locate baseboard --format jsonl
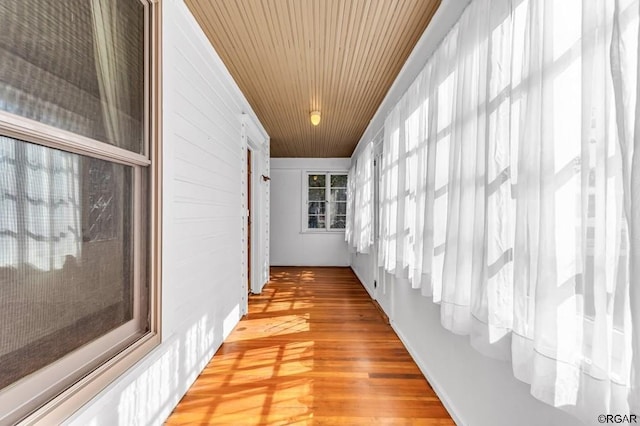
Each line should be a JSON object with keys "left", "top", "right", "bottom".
{"left": 349, "top": 265, "right": 374, "bottom": 298}
{"left": 371, "top": 299, "right": 390, "bottom": 324}
{"left": 350, "top": 263, "right": 463, "bottom": 424}
{"left": 270, "top": 263, "right": 351, "bottom": 267}
{"left": 391, "top": 323, "right": 466, "bottom": 426}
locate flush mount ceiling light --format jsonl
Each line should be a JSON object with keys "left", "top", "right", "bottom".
{"left": 310, "top": 110, "right": 321, "bottom": 126}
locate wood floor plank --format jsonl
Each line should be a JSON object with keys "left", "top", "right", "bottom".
{"left": 165, "top": 267, "right": 454, "bottom": 425}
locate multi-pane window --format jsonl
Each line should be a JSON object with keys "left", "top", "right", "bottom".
{"left": 0, "top": 0, "right": 157, "bottom": 422}
{"left": 306, "top": 173, "right": 348, "bottom": 231}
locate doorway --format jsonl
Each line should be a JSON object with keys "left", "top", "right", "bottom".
{"left": 241, "top": 113, "right": 268, "bottom": 315}
{"left": 247, "top": 149, "right": 252, "bottom": 296}
{"left": 373, "top": 151, "right": 381, "bottom": 300}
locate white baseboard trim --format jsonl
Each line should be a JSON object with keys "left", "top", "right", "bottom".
{"left": 350, "top": 265, "right": 374, "bottom": 299}
{"left": 350, "top": 262, "right": 464, "bottom": 425}
{"left": 270, "top": 263, "right": 351, "bottom": 267}
{"left": 391, "top": 323, "right": 465, "bottom": 426}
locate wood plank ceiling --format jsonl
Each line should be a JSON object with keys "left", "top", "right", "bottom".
{"left": 185, "top": 0, "right": 441, "bottom": 158}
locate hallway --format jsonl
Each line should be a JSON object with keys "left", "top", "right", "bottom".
{"left": 165, "top": 267, "right": 454, "bottom": 425}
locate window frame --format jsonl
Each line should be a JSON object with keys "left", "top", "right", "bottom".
{"left": 0, "top": 0, "right": 162, "bottom": 423}
{"left": 302, "top": 171, "right": 348, "bottom": 233}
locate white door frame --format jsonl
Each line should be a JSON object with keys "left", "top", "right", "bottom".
{"left": 372, "top": 151, "right": 381, "bottom": 301}
{"left": 240, "top": 114, "right": 269, "bottom": 316}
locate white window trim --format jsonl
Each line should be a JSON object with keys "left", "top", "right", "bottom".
{"left": 301, "top": 171, "right": 348, "bottom": 233}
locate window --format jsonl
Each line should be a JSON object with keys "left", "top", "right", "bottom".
{"left": 305, "top": 173, "right": 348, "bottom": 231}
{"left": 0, "top": 0, "right": 160, "bottom": 423}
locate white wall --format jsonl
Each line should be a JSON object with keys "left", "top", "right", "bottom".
{"left": 349, "top": 1, "right": 583, "bottom": 425}
{"left": 65, "top": 1, "right": 268, "bottom": 424}
{"left": 270, "top": 158, "right": 350, "bottom": 267}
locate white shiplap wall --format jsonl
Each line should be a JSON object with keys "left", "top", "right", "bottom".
{"left": 65, "top": 1, "right": 269, "bottom": 424}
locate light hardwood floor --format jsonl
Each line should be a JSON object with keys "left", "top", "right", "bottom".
{"left": 165, "top": 267, "right": 454, "bottom": 425}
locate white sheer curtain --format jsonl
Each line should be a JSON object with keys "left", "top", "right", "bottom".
{"left": 367, "top": 0, "right": 640, "bottom": 420}
{"left": 91, "top": 0, "right": 143, "bottom": 152}
{"left": 612, "top": 0, "right": 640, "bottom": 412}
{"left": 91, "top": 0, "right": 127, "bottom": 146}
{"left": 355, "top": 142, "right": 374, "bottom": 253}
{"left": 346, "top": 142, "right": 375, "bottom": 253}
{"left": 0, "top": 137, "right": 81, "bottom": 272}
{"left": 345, "top": 164, "right": 356, "bottom": 247}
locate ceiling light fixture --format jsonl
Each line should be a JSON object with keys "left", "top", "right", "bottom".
{"left": 310, "top": 110, "right": 321, "bottom": 126}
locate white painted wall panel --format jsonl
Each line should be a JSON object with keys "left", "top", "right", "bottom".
{"left": 270, "top": 158, "right": 350, "bottom": 267}
{"left": 65, "top": 1, "right": 268, "bottom": 424}
{"left": 351, "top": 252, "right": 374, "bottom": 295}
